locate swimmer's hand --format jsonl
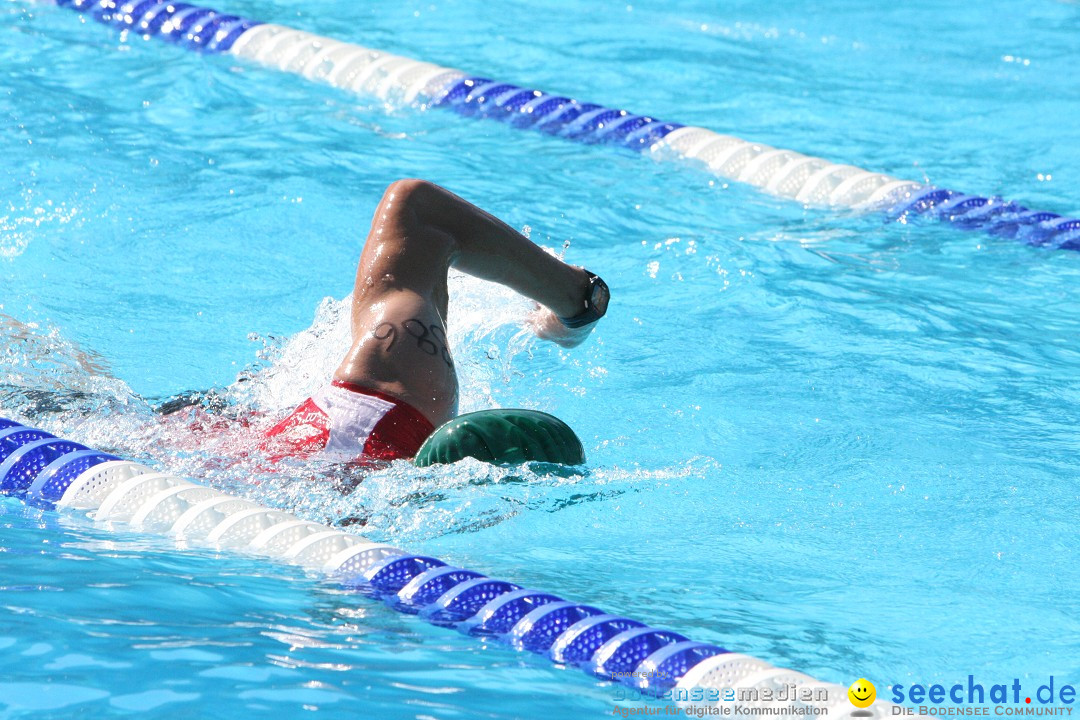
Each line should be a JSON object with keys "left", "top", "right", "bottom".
{"left": 527, "top": 270, "right": 610, "bottom": 348}
{"left": 527, "top": 306, "right": 598, "bottom": 348}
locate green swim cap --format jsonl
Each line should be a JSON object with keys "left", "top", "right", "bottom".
{"left": 413, "top": 409, "right": 585, "bottom": 468}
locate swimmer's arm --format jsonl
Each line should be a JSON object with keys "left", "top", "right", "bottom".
{"left": 399, "top": 181, "right": 609, "bottom": 347}
{"left": 0, "top": 312, "right": 113, "bottom": 377}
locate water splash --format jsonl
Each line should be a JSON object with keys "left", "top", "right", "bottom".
{"left": 0, "top": 192, "right": 80, "bottom": 259}
{"left": 0, "top": 313, "right": 143, "bottom": 431}
{"left": 1, "top": 269, "right": 627, "bottom": 541}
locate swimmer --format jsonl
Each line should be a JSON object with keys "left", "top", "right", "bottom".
{"left": 263, "top": 179, "right": 610, "bottom": 463}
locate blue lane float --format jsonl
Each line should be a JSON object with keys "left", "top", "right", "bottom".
{"left": 0, "top": 416, "right": 888, "bottom": 715}
{"left": 51, "top": 0, "right": 1080, "bottom": 251}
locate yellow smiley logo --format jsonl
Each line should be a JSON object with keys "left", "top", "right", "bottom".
{"left": 848, "top": 678, "right": 876, "bottom": 708}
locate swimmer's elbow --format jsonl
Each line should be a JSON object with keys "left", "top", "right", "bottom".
{"left": 385, "top": 178, "right": 442, "bottom": 206}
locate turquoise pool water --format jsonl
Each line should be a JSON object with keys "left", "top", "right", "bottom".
{"left": 3, "top": 0, "right": 1080, "bottom": 717}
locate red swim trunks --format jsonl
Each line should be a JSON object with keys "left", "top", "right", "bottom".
{"left": 264, "top": 380, "right": 435, "bottom": 462}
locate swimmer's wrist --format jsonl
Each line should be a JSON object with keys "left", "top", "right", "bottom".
{"left": 557, "top": 270, "right": 609, "bottom": 329}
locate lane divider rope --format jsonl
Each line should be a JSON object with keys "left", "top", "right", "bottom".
{"left": 0, "top": 417, "right": 897, "bottom": 714}
{"left": 52, "top": 0, "right": 1080, "bottom": 251}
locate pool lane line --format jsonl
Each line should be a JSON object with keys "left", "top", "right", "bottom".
{"left": 51, "top": 0, "right": 1080, "bottom": 252}
{"left": 0, "top": 417, "right": 897, "bottom": 715}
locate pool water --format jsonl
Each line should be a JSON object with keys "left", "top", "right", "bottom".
{"left": 3, "top": 0, "right": 1080, "bottom": 717}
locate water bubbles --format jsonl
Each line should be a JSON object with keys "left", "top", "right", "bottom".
{"left": 1002, "top": 54, "right": 1031, "bottom": 66}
